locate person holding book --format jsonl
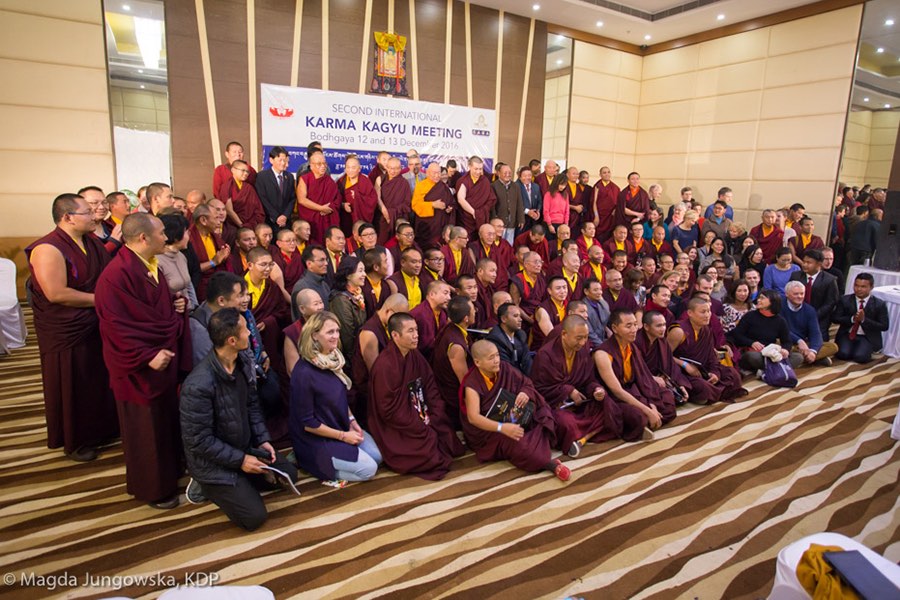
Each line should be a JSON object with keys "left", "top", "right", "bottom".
{"left": 432, "top": 296, "right": 476, "bottom": 430}
{"left": 289, "top": 311, "right": 383, "bottom": 483}
{"left": 460, "top": 340, "right": 573, "bottom": 481}
{"left": 180, "top": 308, "right": 298, "bottom": 531}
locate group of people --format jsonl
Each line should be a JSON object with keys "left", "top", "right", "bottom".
{"left": 24, "top": 140, "right": 890, "bottom": 531}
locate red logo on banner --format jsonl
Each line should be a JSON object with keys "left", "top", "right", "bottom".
{"left": 269, "top": 106, "right": 294, "bottom": 118}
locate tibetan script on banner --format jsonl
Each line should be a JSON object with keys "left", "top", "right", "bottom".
{"left": 370, "top": 31, "right": 408, "bottom": 96}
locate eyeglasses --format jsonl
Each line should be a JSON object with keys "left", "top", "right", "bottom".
{"left": 256, "top": 262, "right": 274, "bottom": 269}
{"left": 360, "top": 231, "right": 377, "bottom": 237}
{"left": 67, "top": 211, "right": 93, "bottom": 217}
{"left": 234, "top": 168, "right": 250, "bottom": 174}
{"left": 426, "top": 257, "right": 445, "bottom": 262}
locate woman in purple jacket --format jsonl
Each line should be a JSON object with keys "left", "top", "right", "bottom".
{"left": 289, "top": 312, "right": 382, "bottom": 481}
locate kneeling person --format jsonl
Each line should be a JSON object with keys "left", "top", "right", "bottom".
{"left": 180, "top": 308, "right": 299, "bottom": 531}
{"left": 461, "top": 341, "right": 572, "bottom": 481}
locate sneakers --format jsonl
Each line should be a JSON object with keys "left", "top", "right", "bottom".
{"left": 567, "top": 441, "right": 582, "bottom": 458}
{"left": 185, "top": 478, "right": 207, "bottom": 505}
{"left": 552, "top": 459, "right": 571, "bottom": 482}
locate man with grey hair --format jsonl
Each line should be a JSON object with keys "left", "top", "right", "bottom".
{"left": 456, "top": 156, "right": 495, "bottom": 237}
{"left": 402, "top": 152, "right": 426, "bottom": 192}
{"left": 490, "top": 163, "right": 523, "bottom": 244}
{"left": 782, "top": 280, "right": 838, "bottom": 366}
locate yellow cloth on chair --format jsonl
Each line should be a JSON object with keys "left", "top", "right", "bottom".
{"left": 796, "top": 544, "right": 860, "bottom": 600}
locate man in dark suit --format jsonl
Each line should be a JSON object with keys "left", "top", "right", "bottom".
{"left": 486, "top": 302, "right": 532, "bottom": 375}
{"left": 789, "top": 249, "right": 840, "bottom": 341}
{"left": 254, "top": 146, "right": 297, "bottom": 231}
{"left": 323, "top": 226, "right": 347, "bottom": 284}
{"left": 833, "top": 272, "right": 889, "bottom": 363}
{"left": 847, "top": 206, "right": 881, "bottom": 266}
{"left": 516, "top": 166, "right": 542, "bottom": 237}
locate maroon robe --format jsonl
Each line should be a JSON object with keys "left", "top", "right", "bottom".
{"left": 643, "top": 299, "right": 675, "bottom": 327}
{"left": 535, "top": 171, "right": 551, "bottom": 196}
{"left": 387, "top": 240, "right": 422, "bottom": 271}
{"left": 440, "top": 244, "right": 476, "bottom": 286}
{"left": 565, "top": 183, "right": 588, "bottom": 230}
{"left": 26, "top": 229, "right": 118, "bottom": 453}
{"left": 602, "top": 238, "right": 629, "bottom": 267}
{"left": 272, "top": 247, "right": 304, "bottom": 292}
{"left": 789, "top": 234, "right": 824, "bottom": 261}
{"left": 361, "top": 276, "right": 391, "bottom": 318}
{"left": 378, "top": 175, "right": 412, "bottom": 244}
{"left": 671, "top": 315, "right": 745, "bottom": 403}
{"left": 603, "top": 288, "right": 639, "bottom": 313}
{"left": 349, "top": 313, "right": 389, "bottom": 428}
{"left": 615, "top": 186, "right": 651, "bottom": 228}
{"left": 456, "top": 174, "right": 496, "bottom": 237}
{"left": 415, "top": 181, "right": 456, "bottom": 249}
{"left": 460, "top": 363, "right": 572, "bottom": 472}
{"left": 575, "top": 235, "right": 598, "bottom": 262}
{"left": 367, "top": 343, "right": 459, "bottom": 479}
{"left": 510, "top": 271, "right": 547, "bottom": 319}
{"left": 469, "top": 240, "right": 513, "bottom": 291}
{"left": 213, "top": 163, "right": 256, "bottom": 195}
{"left": 593, "top": 181, "right": 620, "bottom": 241}
{"left": 297, "top": 171, "right": 341, "bottom": 244}
{"left": 513, "top": 231, "right": 550, "bottom": 266}
{"left": 560, "top": 271, "right": 584, "bottom": 303}
{"left": 368, "top": 164, "right": 386, "bottom": 186}
{"left": 531, "top": 298, "right": 566, "bottom": 350}
{"left": 532, "top": 337, "right": 645, "bottom": 445}
{"left": 475, "top": 279, "right": 496, "bottom": 329}
{"left": 284, "top": 318, "right": 304, "bottom": 347}
{"left": 627, "top": 236, "right": 649, "bottom": 265}
{"left": 634, "top": 328, "right": 720, "bottom": 405}
{"left": 249, "top": 278, "right": 291, "bottom": 440}
{"left": 579, "top": 261, "right": 607, "bottom": 286}
{"left": 217, "top": 178, "right": 266, "bottom": 232}
{"left": 188, "top": 225, "right": 229, "bottom": 301}
{"left": 598, "top": 337, "right": 676, "bottom": 425}
{"left": 387, "top": 271, "right": 423, "bottom": 304}
{"left": 432, "top": 323, "right": 471, "bottom": 429}
{"left": 749, "top": 224, "right": 785, "bottom": 264}
{"left": 646, "top": 240, "right": 675, "bottom": 261}
{"left": 337, "top": 175, "right": 379, "bottom": 236}
{"left": 420, "top": 266, "right": 445, "bottom": 291}
{"left": 227, "top": 250, "right": 249, "bottom": 276}
{"left": 95, "top": 246, "right": 191, "bottom": 503}
{"left": 410, "top": 301, "right": 448, "bottom": 359}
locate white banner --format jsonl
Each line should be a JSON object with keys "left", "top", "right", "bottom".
{"left": 260, "top": 84, "right": 496, "bottom": 174}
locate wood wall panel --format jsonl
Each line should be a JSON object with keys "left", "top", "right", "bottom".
{"left": 165, "top": 0, "right": 546, "bottom": 195}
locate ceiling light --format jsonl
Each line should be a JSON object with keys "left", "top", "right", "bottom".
{"left": 596, "top": 21, "right": 604, "bottom": 27}
{"left": 134, "top": 17, "right": 162, "bottom": 70}
{"left": 886, "top": 104, "right": 892, "bottom": 109}
{"left": 644, "top": 34, "right": 651, "bottom": 41}
{"left": 717, "top": 14, "right": 725, "bottom": 21}
{"left": 886, "top": 19, "right": 895, "bottom": 26}
{"left": 863, "top": 97, "right": 869, "bottom": 102}
{"left": 876, "top": 47, "right": 885, "bottom": 53}
{"left": 122, "top": 4, "right": 130, "bottom": 10}
{"left": 140, "top": 84, "right": 145, "bottom": 89}
{"left": 137, "top": 68, "right": 144, "bottom": 73}
{"left": 532, "top": 3, "right": 540, "bottom": 10}
{"left": 556, "top": 59, "right": 563, "bottom": 65}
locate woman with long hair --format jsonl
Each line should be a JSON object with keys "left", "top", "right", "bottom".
{"left": 328, "top": 256, "right": 367, "bottom": 367}
{"left": 542, "top": 173, "right": 570, "bottom": 239}
{"left": 727, "top": 289, "right": 802, "bottom": 371}
{"left": 739, "top": 244, "right": 766, "bottom": 280}
{"left": 289, "top": 311, "right": 382, "bottom": 482}
{"left": 722, "top": 279, "right": 752, "bottom": 333}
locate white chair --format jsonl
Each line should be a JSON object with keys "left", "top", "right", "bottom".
{"left": 0, "top": 258, "right": 26, "bottom": 354}
{"left": 769, "top": 532, "right": 900, "bottom": 599}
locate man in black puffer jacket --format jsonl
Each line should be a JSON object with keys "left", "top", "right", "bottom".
{"left": 180, "top": 308, "right": 299, "bottom": 531}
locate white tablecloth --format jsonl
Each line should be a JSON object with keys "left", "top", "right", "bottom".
{"left": 845, "top": 265, "right": 900, "bottom": 295}
{"left": 872, "top": 285, "right": 900, "bottom": 359}
{"left": 770, "top": 532, "right": 900, "bottom": 600}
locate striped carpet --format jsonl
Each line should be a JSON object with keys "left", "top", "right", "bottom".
{"left": 1, "top": 305, "right": 898, "bottom": 600}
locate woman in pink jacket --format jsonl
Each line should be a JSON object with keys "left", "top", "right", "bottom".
{"left": 543, "top": 173, "right": 570, "bottom": 240}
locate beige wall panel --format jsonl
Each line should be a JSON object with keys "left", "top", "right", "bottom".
{"left": 748, "top": 180, "right": 836, "bottom": 213}
{"left": 640, "top": 71, "right": 697, "bottom": 106}
{"left": 642, "top": 45, "right": 699, "bottom": 81}
{"left": 555, "top": 95, "right": 570, "bottom": 117}
{"left": 568, "top": 149, "right": 606, "bottom": 172}
{"left": 572, "top": 69, "right": 621, "bottom": 103}
{"left": 121, "top": 90, "right": 158, "bottom": 110}
{"left": 617, "top": 78, "right": 641, "bottom": 104}
{"left": 0, "top": 59, "right": 109, "bottom": 111}
{"left": 691, "top": 91, "right": 762, "bottom": 125}
{"left": 570, "top": 96, "right": 618, "bottom": 125}
{"left": 611, "top": 153, "right": 637, "bottom": 176}
{"left": 542, "top": 118, "right": 555, "bottom": 139}
{"left": 0, "top": 150, "right": 115, "bottom": 196}
{"left": 841, "top": 141, "right": 868, "bottom": 162}
{"left": 616, "top": 103, "right": 639, "bottom": 129}
{"left": 687, "top": 150, "right": 755, "bottom": 181}
{"left": 0, "top": 11, "right": 105, "bottom": 68}
{"left": 638, "top": 153, "right": 689, "bottom": 180}
{"left": 614, "top": 129, "right": 637, "bottom": 155}
{"left": 697, "top": 28, "right": 769, "bottom": 70}
{"left": 688, "top": 121, "right": 758, "bottom": 153}
{"left": 636, "top": 127, "right": 690, "bottom": 155}
{"left": 1, "top": 0, "right": 102, "bottom": 22}
{"left": 554, "top": 116, "right": 569, "bottom": 138}
{"left": 638, "top": 99, "right": 693, "bottom": 130}
{"left": 763, "top": 43, "right": 857, "bottom": 89}
{"left": 620, "top": 51, "right": 643, "bottom": 81}
{"left": 759, "top": 79, "right": 850, "bottom": 119}
{"left": 695, "top": 60, "right": 765, "bottom": 99}
{"left": 756, "top": 114, "right": 847, "bottom": 150}
{"left": 0, "top": 193, "right": 56, "bottom": 237}
{"left": 688, "top": 180, "right": 752, "bottom": 209}
{"left": 569, "top": 124, "right": 617, "bottom": 153}
{"left": 767, "top": 6, "right": 862, "bottom": 56}
{"left": 0, "top": 106, "right": 113, "bottom": 154}
{"left": 753, "top": 148, "right": 841, "bottom": 182}
{"left": 573, "top": 42, "right": 625, "bottom": 76}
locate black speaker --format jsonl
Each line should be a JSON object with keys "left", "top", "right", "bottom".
{"left": 873, "top": 189, "right": 900, "bottom": 271}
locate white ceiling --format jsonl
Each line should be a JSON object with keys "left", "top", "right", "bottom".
{"left": 474, "top": 0, "right": 820, "bottom": 46}
{"left": 852, "top": 0, "right": 900, "bottom": 111}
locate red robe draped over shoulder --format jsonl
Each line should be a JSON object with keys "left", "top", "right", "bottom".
{"left": 272, "top": 247, "right": 304, "bottom": 292}
{"left": 470, "top": 239, "right": 513, "bottom": 292}
{"left": 213, "top": 163, "right": 256, "bottom": 196}
{"left": 749, "top": 224, "right": 785, "bottom": 264}
{"left": 367, "top": 343, "right": 458, "bottom": 479}
{"left": 598, "top": 337, "right": 676, "bottom": 425}
{"left": 432, "top": 323, "right": 471, "bottom": 429}
{"left": 671, "top": 315, "right": 745, "bottom": 403}
{"left": 26, "top": 228, "right": 118, "bottom": 453}
{"left": 410, "top": 301, "right": 448, "bottom": 360}
{"left": 188, "top": 225, "right": 229, "bottom": 301}
{"left": 350, "top": 313, "right": 389, "bottom": 425}
{"left": 297, "top": 172, "right": 341, "bottom": 245}
{"left": 456, "top": 174, "right": 496, "bottom": 237}
{"left": 510, "top": 271, "right": 547, "bottom": 319}
{"left": 217, "top": 178, "right": 266, "bottom": 231}
{"left": 377, "top": 175, "right": 412, "bottom": 244}
{"left": 440, "top": 244, "right": 476, "bottom": 286}
{"left": 414, "top": 180, "right": 456, "bottom": 250}
{"left": 615, "top": 186, "right": 650, "bottom": 228}
{"left": 337, "top": 174, "right": 378, "bottom": 236}
{"left": 593, "top": 180, "right": 620, "bottom": 241}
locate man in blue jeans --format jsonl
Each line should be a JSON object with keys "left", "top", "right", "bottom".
{"left": 180, "top": 308, "right": 298, "bottom": 531}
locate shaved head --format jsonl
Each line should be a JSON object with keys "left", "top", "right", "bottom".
{"left": 121, "top": 212, "right": 158, "bottom": 242}
{"left": 471, "top": 339, "right": 496, "bottom": 360}
{"left": 383, "top": 292, "right": 410, "bottom": 312}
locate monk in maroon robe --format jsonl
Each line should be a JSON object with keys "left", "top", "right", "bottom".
{"left": 213, "top": 141, "right": 256, "bottom": 194}
{"left": 592, "top": 167, "right": 620, "bottom": 241}
{"left": 644, "top": 285, "right": 676, "bottom": 326}
{"left": 440, "top": 227, "right": 476, "bottom": 286}
{"left": 217, "top": 160, "right": 266, "bottom": 232}
{"left": 532, "top": 316, "right": 647, "bottom": 456}
{"left": 337, "top": 157, "right": 379, "bottom": 236}
{"left": 367, "top": 313, "right": 460, "bottom": 480}
{"left": 509, "top": 251, "right": 548, "bottom": 326}
{"left": 297, "top": 151, "right": 341, "bottom": 244}
{"left": 564, "top": 167, "right": 588, "bottom": 230}
{"left": 95, "top": 213, "right": 191, "bottom": 507}
{"left": 360, "top": 247, "right": 396, "bottom": 318}
{"left": 602, "top": 269, "right": 639, "bottom": 312}
{"left": 666, "top": 297, "right": 746, "bottom": 403}
{"left": 409, "top": 281, "right": 452, "bottom": 359}
{"left": 635, "top": 311, "right": 695, "bottom": 405}
{"left": 456, "top": 158, "right": 496, "bottom": 237}
{"left": 470, "top": 222, "right": 512, "bottom": 292}
{"left": 474, "top": 263, "right": 497, "bottom": 330}
{"left": 376, "top": 157, "right": 412, "bottom": 244}
{"left": 513, "top": 226, "right": 550, "bottom": 268}
{"left": 26, "top": 194, "right": 118, "bottom": 460}
{"left": 412, "top": 164, "right": 456, "bottom": 249}
{"left": 368, "top": 151, "right": 390, "bottom": 186}
{"left": 749, "top": 210, "right": 784, "bottom": 264}
{"left": 596, "top": 310, "right": 675, "bottom": 430}
{"left": 531, "top": 277, "right": 569, "bottom": 350}
{"left": 615, "top": 172, "right": 651, "bottom": 228}
{"left": 461, "top": 341, "right": 574, "bottom": 480}
{"left": 534, "top": 160, "right": 559, "bottom": 196}
{"left": 789, "top": 216, "right": 824, "bottom": 265}
{"left": 272, "top": 228, "right": 304, "bottom": 292}
{"left": 432, "top": 296, "right": 476, "bottom": 429}
{"left": 187, "top": 204, "right": 231, "bottom": 301}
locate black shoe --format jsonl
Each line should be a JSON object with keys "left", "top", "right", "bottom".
{"left": 148, "top": 495, "right": 180, "bottom": 510}
{"left": 567, "top": 441, "right": 582, "bottom": 458}
{"left": 65, "top": 446, "right": 98, "bottom": 462}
